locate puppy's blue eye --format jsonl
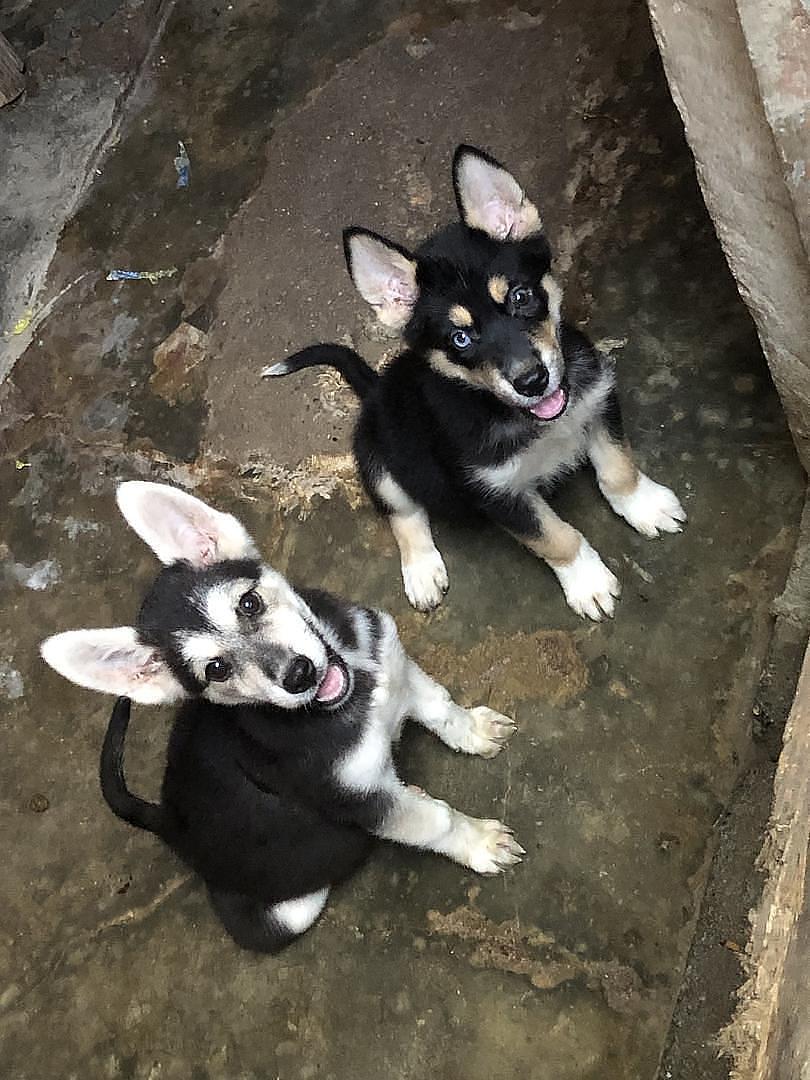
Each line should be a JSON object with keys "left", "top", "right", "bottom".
{"left": 450, "top": 329, "right": 472, "bottom": 350}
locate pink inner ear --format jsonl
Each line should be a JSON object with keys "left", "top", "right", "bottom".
{"left": 481, "top": 199, "right": 514, "bottom": 241}
{"left": 196, "top": 537, "right": 217, "bottom": 565}
{"left": 387, "top": 274, "right": 416, "bottom": 307}
{"left": 173, "top": 518, "right": 217, "bottom": 566}
{"left": 133, "top": 651, "right": 165, "bottom": 681}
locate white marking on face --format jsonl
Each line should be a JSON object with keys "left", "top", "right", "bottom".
{"left": 178, "top": 632, "right": 223, "bottom": 667}
{"left": 176, "top": 568, "right": 332, "bottom": 706}
{"left": 203, "top": 583, "right": 241, "bottom": 634}
{"left": 264, "top": 600, "right": 324, "bottom": 663}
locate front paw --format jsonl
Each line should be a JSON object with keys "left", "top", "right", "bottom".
{"left": 606, "top": 473, "right": 686, "bottom": 539}
{"left": 554, "top": 540, "right": 621, "bottom": 620}
{"left": 402, "top": 549, "right": 449, "bottom": 611}
{"left": 460, "top": 817, "right": 525, "bottom": 875}
{"left": 462, "top": 706, "right": 517, "bottom": 758}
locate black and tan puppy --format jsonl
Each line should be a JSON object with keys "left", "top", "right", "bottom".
{"left": 265, "top": 145, "right": 686, "bottom": 619}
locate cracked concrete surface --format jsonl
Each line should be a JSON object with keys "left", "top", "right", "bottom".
{"left": 0, "top": 0, "right": 164, "bottom": 379}
{"left": 0, "top": 1, "right": 805, "bottom": 1077}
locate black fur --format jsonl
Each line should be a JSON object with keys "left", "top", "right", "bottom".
{"left": 356, "top": 322, "right": 606, "bottom": 523}
{"left": 100, "top": 697, "right": 165, "bottom": 835}
{"left": 279, "top": 343, "right": 377, "bottom": 400}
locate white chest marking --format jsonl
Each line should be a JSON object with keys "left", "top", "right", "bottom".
{"left": 338, "top": 728, "right": 390, "bottom": 793}
{"left": 337, "top": 618, "right": 410, "bottom": 793}
{"left": 476, "top": 380, "right": 613, "bottom": 495}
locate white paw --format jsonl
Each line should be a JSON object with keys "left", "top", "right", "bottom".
{"left": 402, "top": 549, "right": 449, "bottom": 611}
{"left": 460, "top": 817, "right": 525, "bottom": 875}
{"left": 554, "top": 540, "right": 621, "bottom": 620}
{"left": 462, "top": 706, "right": 517, "bottom": 758}
{"left": 605, "top": 473, "right": 686, "bottom": 539}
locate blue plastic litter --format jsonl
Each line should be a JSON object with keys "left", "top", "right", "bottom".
{"left": 174, "top": 140, "right": 190, "bottom": 188}
{"left": 106, "top": 268, "right": 178, "bottom": 284}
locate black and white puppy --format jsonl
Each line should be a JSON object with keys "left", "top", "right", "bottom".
{"left": 264, "top": 145, "right": 686, "bottom": 619}
{"left": 40, "top": 482, "right": 521, "bottom": 953}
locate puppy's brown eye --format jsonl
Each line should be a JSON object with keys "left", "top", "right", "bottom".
{"left": 509, "top": 286, "right": 533, "bottom": 309}
{"left": 205, "top": 658, "right": 232, "bottom": 683}
{"left": 238, "top": 590, "right": 264, "bottom": 616}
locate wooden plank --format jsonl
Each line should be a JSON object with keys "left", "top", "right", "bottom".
{"left": 0, "top": 32, "right": 24, "bottom": 109}
{"left": 722, "top": 636, "right": 810, "bottom": 1077}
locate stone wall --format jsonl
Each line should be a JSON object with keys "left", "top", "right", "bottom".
{"left": 647, "top": 0, "right": 810, "bottom": 473}
{"left": 647, "top": 3, "right": 810, "bottom": 1074}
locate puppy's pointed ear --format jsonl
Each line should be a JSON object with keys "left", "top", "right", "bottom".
{"left": 40, "top": 627, "right": 187, "bottom": 705}
{"left": 343, "top": 228, "right": 418, "bottom": 329}
{"left": 453, "top": 145, "right": 542, "bottom": 241}
{"left": 116, "top": 482, "right": 258, "bottom": 568}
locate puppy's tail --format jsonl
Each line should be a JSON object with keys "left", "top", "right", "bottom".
{"left": 262, "top": 344, "right": 378, "bottom": 400}
{"left": 100, "top": 697, "right": 166, "bottom": 838}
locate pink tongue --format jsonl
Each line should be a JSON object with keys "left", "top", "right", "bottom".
{"left": 530, "top": 387, "right": 566, "bottom": 419}
{"left": 316, "top": 663, "right": 346, "bottom": 703}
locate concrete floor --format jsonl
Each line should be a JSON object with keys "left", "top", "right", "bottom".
{"left": 0, "top": 1, "right": 805, "bottom": 1077}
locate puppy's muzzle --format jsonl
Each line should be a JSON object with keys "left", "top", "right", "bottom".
{"left": 282, "top": 655, "right": 318, "bottom": 694}
{"left": 512, "top": 364, "right": 549, "bottom": 399}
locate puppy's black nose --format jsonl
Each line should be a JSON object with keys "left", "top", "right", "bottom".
{"left": 282, "top": 656, "right": 318, "bottom": 694}
{"left": 513, "top": 365, "right": 549, "bottom": 398}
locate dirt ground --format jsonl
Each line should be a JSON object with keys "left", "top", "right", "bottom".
{"left": 0, "top": 1, "right": 805, "bottom": 1077}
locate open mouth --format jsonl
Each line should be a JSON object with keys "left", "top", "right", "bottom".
{"left": 315, "top": 656, "right": 351, "bottom": 707}
{"left": 527, "top": 384, "right": 568, "bottom": 421}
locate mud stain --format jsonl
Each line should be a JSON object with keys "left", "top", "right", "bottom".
{"left": 427, "top": 903, "right": 644, "bottom": 1015}
{"left": 401, "top": 628, "right": 588, "bottom": 711}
